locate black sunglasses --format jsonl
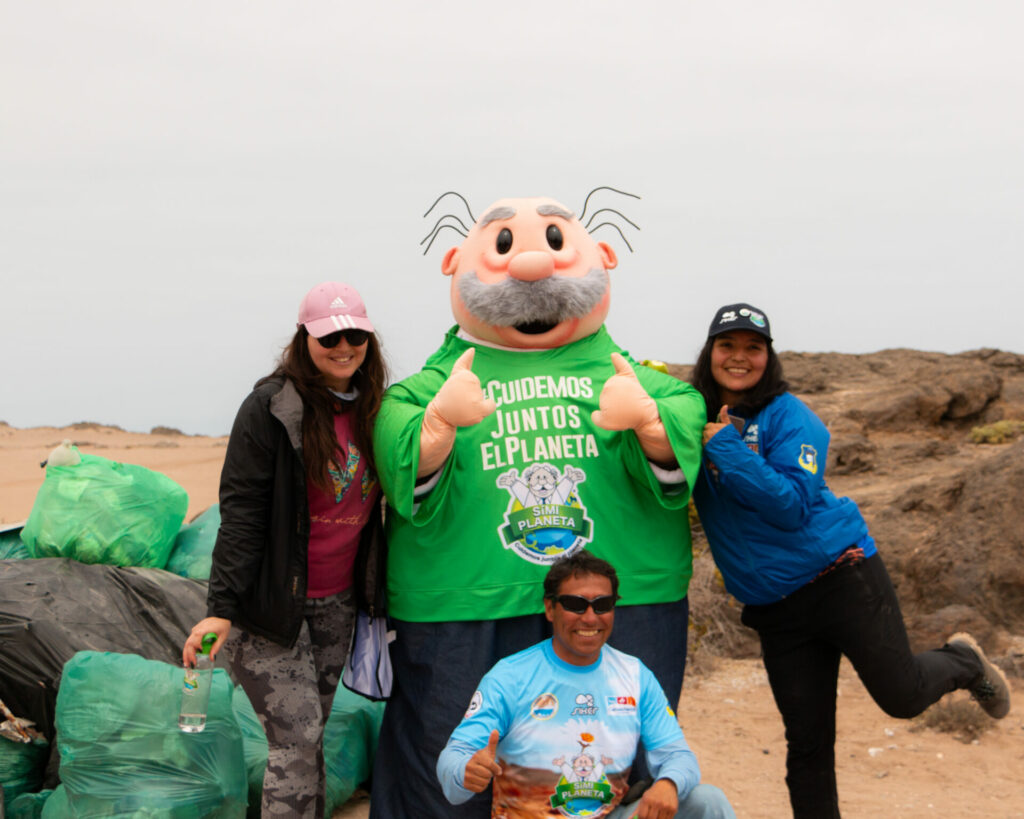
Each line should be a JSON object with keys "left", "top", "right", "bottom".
{"left": 314, "top": 329, "right": 370, "bottom": 348}
{"left": 553, "top": 594, "right": 616, "bottom": 615}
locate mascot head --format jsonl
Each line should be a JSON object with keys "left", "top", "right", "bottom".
{"left": 441, "top": 196, "right": 618, "bottom": 349}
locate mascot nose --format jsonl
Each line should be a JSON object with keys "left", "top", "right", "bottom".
{"left": 508, "top": 251, "right": 555, "bottom": 281}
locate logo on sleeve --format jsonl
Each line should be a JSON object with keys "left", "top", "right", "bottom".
{"left": 464, "top": 690, "right": 483, "bottom": 719}
{"left": 799, "top": 444, "right": 818, "bottom": 475}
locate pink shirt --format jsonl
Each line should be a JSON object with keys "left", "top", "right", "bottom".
{"left": 305, "top": 412, "right": 379, "bottom": 598}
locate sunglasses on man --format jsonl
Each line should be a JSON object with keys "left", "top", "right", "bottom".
{"left": 552, "top": 594, "right": 617, "bottom": 615}
{"left": 313, "top": 329, "right": 370, "bottom": 348}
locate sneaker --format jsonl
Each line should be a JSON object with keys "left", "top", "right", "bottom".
{"left": 948, "top": 632, "right": 1012, "bottom": 719}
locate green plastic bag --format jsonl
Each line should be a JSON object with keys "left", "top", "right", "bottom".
{"left": 165, "top": 505, "right": 221, "bottom": 580}
{"left": 323, "top": 680, "right": 385, "bottom": 814}
{"left": 21, "top": 452, "right": 188, "bottom": 568}
{"left": 0, "top": 530, "right": 29, "bottom": 559}
{"left": 0, "top": 736, "right": 48, "bottom": 811}
{"left": 7, "top": 789, "right": 52, "bottom": 818}
{"left": 52, "top": 651, "right": 247, "bottom": 818}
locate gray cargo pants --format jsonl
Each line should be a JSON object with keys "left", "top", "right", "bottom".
{"left": 225, "top": 590, "right": 356, "bottom": 818}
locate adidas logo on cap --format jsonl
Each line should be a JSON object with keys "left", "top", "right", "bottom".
{"left": 330, "top": 297, "right": 347, "bottom": 309}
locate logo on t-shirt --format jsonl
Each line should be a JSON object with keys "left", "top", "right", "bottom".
{"left": 605, "top": 695, "right": 637, "bottom": 716}
{"left": 549, "top": 732, "right": 615, "bottom": 817}
{"left": 495, "top": 463, "right": 594, "bottom": 565}
{"left": 530, "top": 693, "right": 559, "bottom": 721}
{"left": 570, "top": 693, "right": 598, "bottom": 717}
{"left": 328, "top": 443, "right": 377, "bottom": 503}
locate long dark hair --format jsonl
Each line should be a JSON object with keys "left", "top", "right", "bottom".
{"left": 689, "top": 336, "right": 789, "bottom": 421}
{"left": 259, "top": 326, "right": 389, "bottom": 490}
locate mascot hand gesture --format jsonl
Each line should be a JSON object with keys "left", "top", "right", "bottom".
{"left": 419, "top": 348, "right": 496, "bottom": 476}
{"left": 592, "top": 352, "right": 675, "bottom": 466}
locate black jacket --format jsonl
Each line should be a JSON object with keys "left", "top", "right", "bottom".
{"left": 207, "top": 376, "right": 386, "bottom": 646}
{"left": 207, "top": 377, "right": 311, "bottom": 646}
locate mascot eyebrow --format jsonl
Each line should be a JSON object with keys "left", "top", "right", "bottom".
{"left": 419, "top": 187, "right": 641, "bottom": 255}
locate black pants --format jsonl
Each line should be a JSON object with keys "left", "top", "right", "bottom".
{"left": 741, "top": 553, "right": 981, "bottom": 819}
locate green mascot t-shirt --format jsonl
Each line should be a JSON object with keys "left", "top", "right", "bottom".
{"left": 373, "top": 326, "right": 706, "bottom": 621}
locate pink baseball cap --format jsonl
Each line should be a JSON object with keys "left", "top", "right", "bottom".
{"left": 297, "top": 282, "right": 375, "bottom": 338}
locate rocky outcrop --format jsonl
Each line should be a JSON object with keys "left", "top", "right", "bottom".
{"left": 673, "top": 348, "right": 1024, "bottom": 663}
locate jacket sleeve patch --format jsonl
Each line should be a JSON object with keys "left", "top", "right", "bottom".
{"left": 799, "top": 444, "right": 818, "bottom": 475}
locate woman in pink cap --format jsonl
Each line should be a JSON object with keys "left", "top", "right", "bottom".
{"left": 183, "top": 282, "right": 388, "bottom": 817}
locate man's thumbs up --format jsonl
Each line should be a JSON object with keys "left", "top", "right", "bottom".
{"left": 463, "top": 729, "right": 502, "bottom": 792}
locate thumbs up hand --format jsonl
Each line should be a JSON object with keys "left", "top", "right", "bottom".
{"left": 430, "top": 349, "right": 497, "bottom": 428}
{"left": 592, "top": 354, "right": 675, "bottom": 466}
{"left": 419, "top": 348, "right": 497, "bottom": 476}
{"left": 463, "top": 729, "right": 502, "bottom": 792}
{"left": 702, "top": 404, "right": 731, "bottom": 447}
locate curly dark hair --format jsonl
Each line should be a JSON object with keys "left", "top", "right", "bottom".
{"left": 543, "top": 551, "right": 620, "bottom": 601}
{"left": 689, "top": 335, "right": 789, "bottom": 421}
{"left": 258, "top": 326, "right": 389, "bottom": 491}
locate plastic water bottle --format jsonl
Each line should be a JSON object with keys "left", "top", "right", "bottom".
{"left": 179, "top": 632, "right": 217, "bottom": 733}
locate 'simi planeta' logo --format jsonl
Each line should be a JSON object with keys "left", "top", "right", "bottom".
{"left": 496, "top": 463, "right": 593, "bottom": 565}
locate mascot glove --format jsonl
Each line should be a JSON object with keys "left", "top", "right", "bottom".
{"left": 592, "top": 353, "right": 676, "bottom": 466}
{"left": 419, "top": 348, "right": 497, "bottom": 476}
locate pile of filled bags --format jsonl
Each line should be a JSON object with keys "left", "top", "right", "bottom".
{"left": 1, "top": 446, "right": 383, "bottom": 816}
{"left": 19, "top": 444, "right": 188, "bottom": 569}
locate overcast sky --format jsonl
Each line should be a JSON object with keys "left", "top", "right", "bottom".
{"left": 3, "top": 1, "right": 1022, "bottom": 435}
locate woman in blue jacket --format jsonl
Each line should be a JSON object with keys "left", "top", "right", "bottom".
{"left": 690, "top": 302, "right": 1010, "bottom": 818}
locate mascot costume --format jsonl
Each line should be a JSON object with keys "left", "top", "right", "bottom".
{"left": 370, "top": 194, "right": 706, "bottom": 817}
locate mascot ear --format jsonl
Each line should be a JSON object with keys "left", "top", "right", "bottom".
{"left": 597, "top": 241, "right": 618, "bottom": 271}
{"left": 442, "top": 247, "right": 460, "bottom": 277}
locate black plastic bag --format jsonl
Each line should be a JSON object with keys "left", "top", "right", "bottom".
{"left": 0, "top": 559, "right": 207, "bottom": 739}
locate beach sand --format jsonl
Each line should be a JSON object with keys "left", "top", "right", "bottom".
{"left": 3, "top": 423, "right": 1021, "bottom": 818}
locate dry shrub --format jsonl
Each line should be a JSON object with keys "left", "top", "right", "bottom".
{"left": 910, "top": 695, "right": 995, "bottom": 743}
{"left": 151, "top": 425, "right": 185, "bottom": 436}
{"left": 969, "top": 419, "right": 1024, "bottom": 444}
{"left": 686, "top": 512, "right": 760, "bottom": 677}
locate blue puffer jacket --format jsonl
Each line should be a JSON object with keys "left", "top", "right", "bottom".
{"left": 693, "top": 392, "right": 875, "bottom": 605}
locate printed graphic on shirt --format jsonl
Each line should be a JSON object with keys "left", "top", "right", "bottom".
{"left": 479, "top": 375, "right": 600, "bottom": 472}
{"left": 799, "top": 444, "right": 818, "bottom": 474}
{"left": 605, "top": 695, "right": 637, "bottom": 716}
{"left": 328, "top": 443, "right": 377, "bottom": 503}
{"left": 530, "top": 693, "right": 559, "bottom": 720}
{"left": 496, "top": 464, "right": 594, "bottom": 564}
{"left": 549, "top": 732, "right": 615, "bottom": 816}
{"left": 571, "top": 693, "right": 598, "bottom": 717}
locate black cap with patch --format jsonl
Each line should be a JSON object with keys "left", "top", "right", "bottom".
{"left": 707, "top": 303, "right": 772, "bottom": 341}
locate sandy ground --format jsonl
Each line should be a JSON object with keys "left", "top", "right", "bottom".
{"left": 3, "top": 423, "right": 1021, "bottom": 818}
{"left": 0, "top": 422, "right": 227, "bottom": 526}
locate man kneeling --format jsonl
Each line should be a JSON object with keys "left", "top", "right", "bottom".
{"left": 437, "top": 551, "right": 734, "bottom": 818}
